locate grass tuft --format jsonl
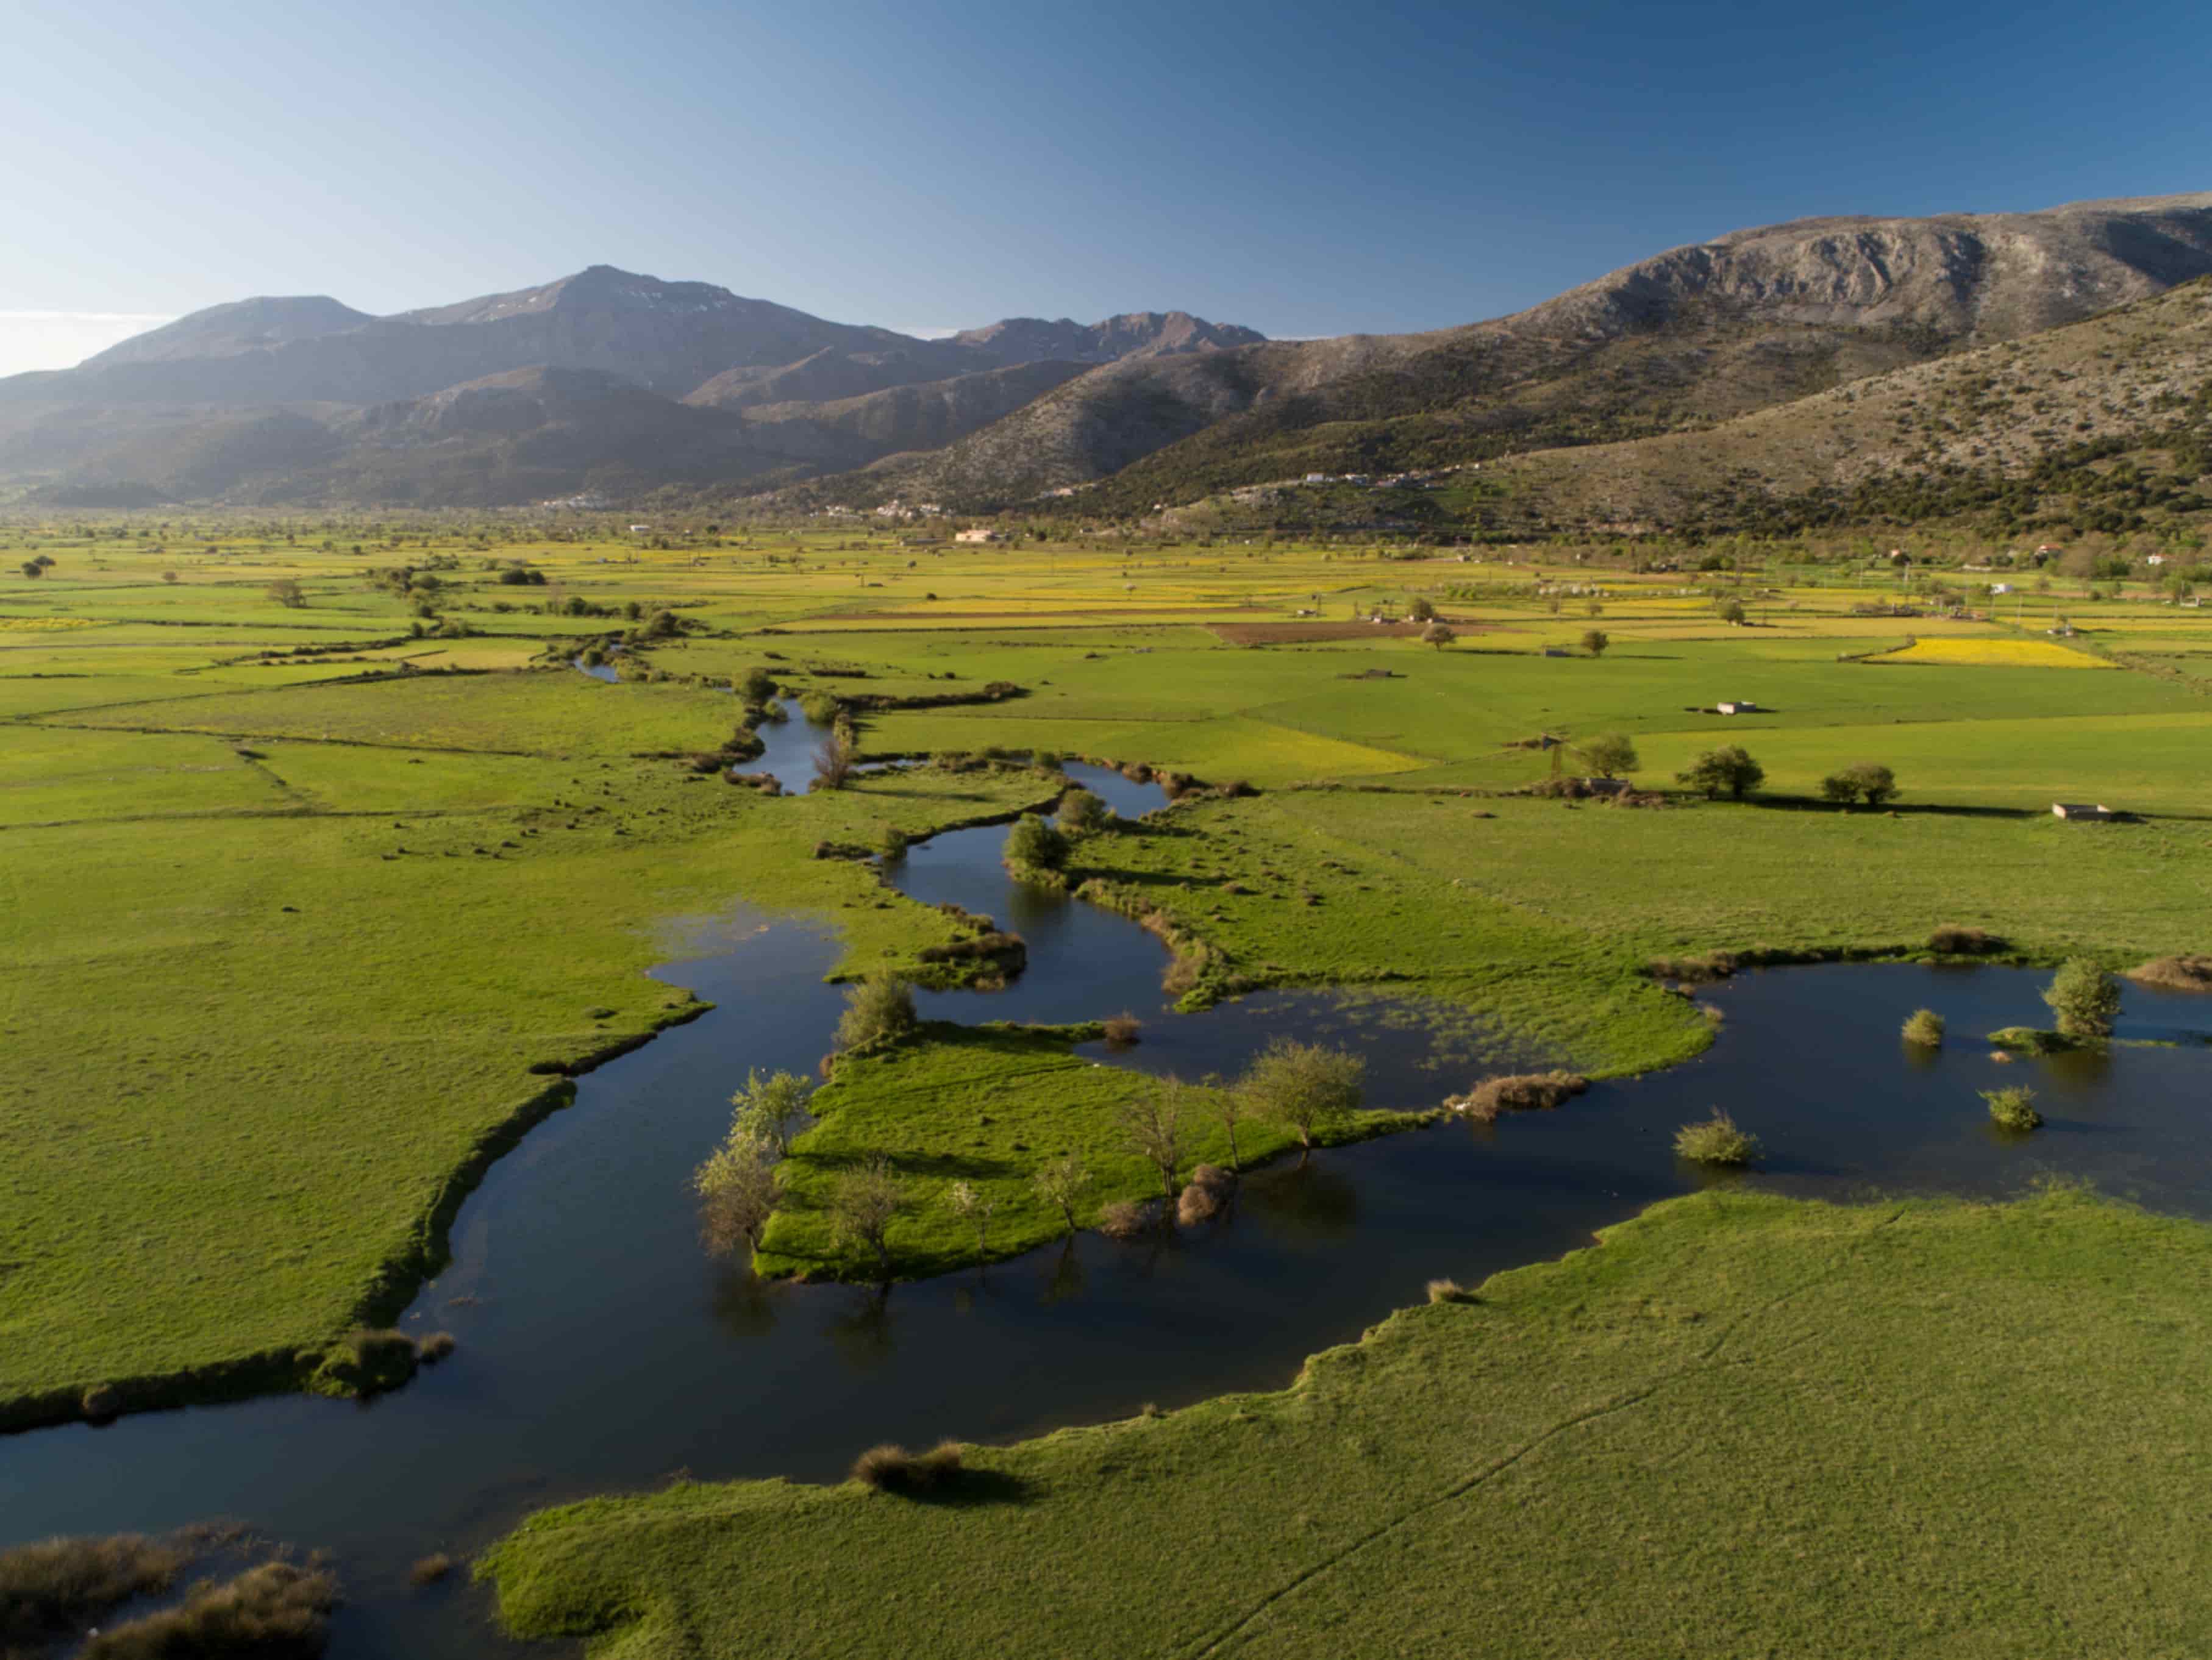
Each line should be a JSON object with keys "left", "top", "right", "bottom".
{"left": 850, "top": 1440, "right": 964, "bottom": 1495}
{"left": 1901, "top": 1008, "right": 1946, "bottom": 1046}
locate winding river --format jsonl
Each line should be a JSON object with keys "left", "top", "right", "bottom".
{"left": 7, "top": 716, "right": 2211, "bottom": 1659}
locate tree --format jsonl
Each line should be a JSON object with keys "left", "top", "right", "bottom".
{"left": 729, "top": 1069, "right": 814, "bottom": 1155}
{"left": 1216, "top": 1079, "right": 1250, "bottom": 1174}
{"left": 737, "top": 666, "right": 779, "bottom": 704}
{"left": 1676, "top": 745, "right": 1764, "bottom": 800}
{"left": 1822, "top": 762, "right": 1899, "bottom": 807}
{"left": 1579, "top": 733, "right": 1639, "bottom": 779}
{"left": 830, "top": 1158, "right": 904, "bottom": 1280}
{"left": 2044, "top": 958, "right": 2121, "bottom": 1041}
{"left": 1580, "top": 629, "right": 1610, "bottom": 657}
{"left": 945, "top": 1180, "right": 994, "bottom": 1260}
{"left": 1031, "top": 1154, "right": 1090, "bottom": 1236}
{"left": 1240, "top": 1038, "right": 1364, "bottom": 1155}
{"left": 1422, "top": 621, "right": 1456, "bottom": 651}
{"left": 1719, "top": 599, "right": 1747, "bottom": 625}
{"left": 1004, "top": 813, "right": 1069, "bottom": 873}
{"left": 693, "top": 1131, "right": 779, "bottom": 1256}
{"left": 1408, "top": 596, "right": 1436, "bottom": 622}
{"left": 834, "top": 972, "right": 916, "bottom": 1052}
{"left": 20, "top": 561, "right": 42, "bottom": 579}
{"left": 1057, "top": 788, "right": 1111, "bottom": 834}
{"left": 1119, "top": 1078, "right": 1190, "bottom": 1202}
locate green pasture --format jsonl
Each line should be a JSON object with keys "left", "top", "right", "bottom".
{"left": 482, "top": 1186, "right": 2212, "bottom": 1659}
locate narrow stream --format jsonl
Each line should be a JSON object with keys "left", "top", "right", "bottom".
{"left": 7, "top": 757, "right": 2211, "bottom": 1659}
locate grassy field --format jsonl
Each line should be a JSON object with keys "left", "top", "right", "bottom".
{"left": 7, "top": 516, "right": 2212, "bottom": 1428}
{"left": 480, "top": 1184, "right": 2212, "bottom": 1658}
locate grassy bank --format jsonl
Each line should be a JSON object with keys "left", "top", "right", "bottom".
{"left": 755, "top": 1022, "right": 1430, "bottom": 1281}
{"left": 482, "top": 1184, "right": 2212, "bottom": 1658}
{"left": 0, "top": 715, "right": 1054, "bottom": 1427}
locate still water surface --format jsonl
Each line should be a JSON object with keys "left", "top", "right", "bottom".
{"left": 7, "top": 763, "right": 2208, "bottom": 1658}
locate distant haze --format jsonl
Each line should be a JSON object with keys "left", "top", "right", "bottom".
{"left": 0, "top": 313, "right": 176, "bottom": 377}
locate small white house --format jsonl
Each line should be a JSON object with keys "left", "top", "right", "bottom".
{"left": 2148, "top": 554, "right": 2167, "bottom": 566}
{"left": 2052, "top": 802, "right": 2116, "bottom": 821}
{"left": 1991, "top": 582, "right": 2014, "bottom": 595}
{"left": 1716, "top": 700, "right": 1760, "bottom": 716}
{"left": 954, "top": 528, "right": 1004, "bottom": 544}
{"left": 628, "top": 523, "right": 651, "bottom": 533}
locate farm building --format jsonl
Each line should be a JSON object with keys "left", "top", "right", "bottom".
{"left": 2052, "top": 803, "right": 2116, "bottom": 821}
{"left": 1716, "top": 700, "right": 1761, "bottom": 715}
{"left": 954, "top": 528, "right": 1004, "bottom": 544}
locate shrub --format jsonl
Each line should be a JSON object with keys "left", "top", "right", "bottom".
{"left": 415, "top": 1331, "right": 457, "bottom": 1363}
{"left": 835, "top": 974, "right": 915, "bottom": 1052}
{"left": 1676, "top": 746, "right": 1764, "bottom": 800}
{"left": 2044, "top": 957, "right": 2121, "bottom": 1040}
{"left": 313, "top": 1328, "right": 419, "bottom": 1397}
{"left": 798, "top": 689, "right": 840, "bottom": 724}
{"left": 0, "top": 1534, "right": 187, "bottom": 1648}
{"left": 1240, "top": 1038, "right": 1365, "bottom": 1151}
{"left": 1451, "top": 1070, "right": 1589, "bottom": 1121}
{"left": 1057, "top": 788, "right": 1111, "bottom": 834}
{"left": 2128, "top": 954, "right": 2212, "bottom": 991}
{"left": 737, "top": 666, "right": 779, "bottom": 703}
{"left": 851, "top": 1440, "right": 964, "bottom": 1494}
{"left": 1097, "top": 1197, "right": 1159, "bottom": 1239}
{"left": 1004, "top": 813, "right": 1069, "bottom": 874}
{"left": 1901, "top": 1008, "right": 1946, "bottom": 1047}
{"left": 410, "top": 1554, "right": 454, "bottom": 1586}
{"left": 1930, "top": 924, "right": 2004, "bottom": 955}
{"left": 1102, "top": 1011, "right": 1142, "bottom": 1047}
{"left": 1580, "top": 628, "right": 1609, "bottom": 657}
{"left": 877, "top": 824, "right": 908, "bottom": 860}
{"left": 1176, "top": 1163, "right": 1233, "bottom": 1225}
{"left": 77, "top": 1561, "right": 338, "bottom": 1659}
{"left": 1983, "top": 1086, "right": 2043, "bottom": 1131}
{"left": 1426, "top": 1278, "right": 1479, "bottom": 1305}
{"left": 1674, "top": 1111, "right": 1760, "bottom": 1166}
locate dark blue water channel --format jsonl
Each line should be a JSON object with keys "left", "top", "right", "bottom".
{"left": 7, "top": 758, "right": 2212, "bottom": 1660}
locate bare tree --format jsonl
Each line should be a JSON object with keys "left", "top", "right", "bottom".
{"left": 812, "top": 732, "right": 855, "bottom": 791}
{"left": 946, "top": 1179, "right": 996, "bottom": 1260}
{"left": 1119, "top": 1078, "right": 1190, "bottom": 1202}
{"left": 831, "top": 1158, "right": 904, "bottom": 1280}
{"left": 1031, "top": 1154, "right": 1090, "bottom": 1237}
{"left": 693, "top": 1131, "right": 779, "bottom": 1255}
{"left": 1215, "top": 1080, "right": 1250, "bottom": 1174}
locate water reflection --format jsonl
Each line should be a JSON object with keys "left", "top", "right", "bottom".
{"left": 7, "top": 778, "right": 2212, "bottom": 1660}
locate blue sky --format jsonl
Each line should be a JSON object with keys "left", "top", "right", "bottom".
{"left": 3, "top": 0, "right": 2207, "bottom": 373}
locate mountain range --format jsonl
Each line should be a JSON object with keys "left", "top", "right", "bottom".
{"left": 4, "top": 191, "right": 2210, "bottom": 518}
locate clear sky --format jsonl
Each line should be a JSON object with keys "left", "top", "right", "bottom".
{"left": 4, "top": 0, "right": 2207, "bottom": 374}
